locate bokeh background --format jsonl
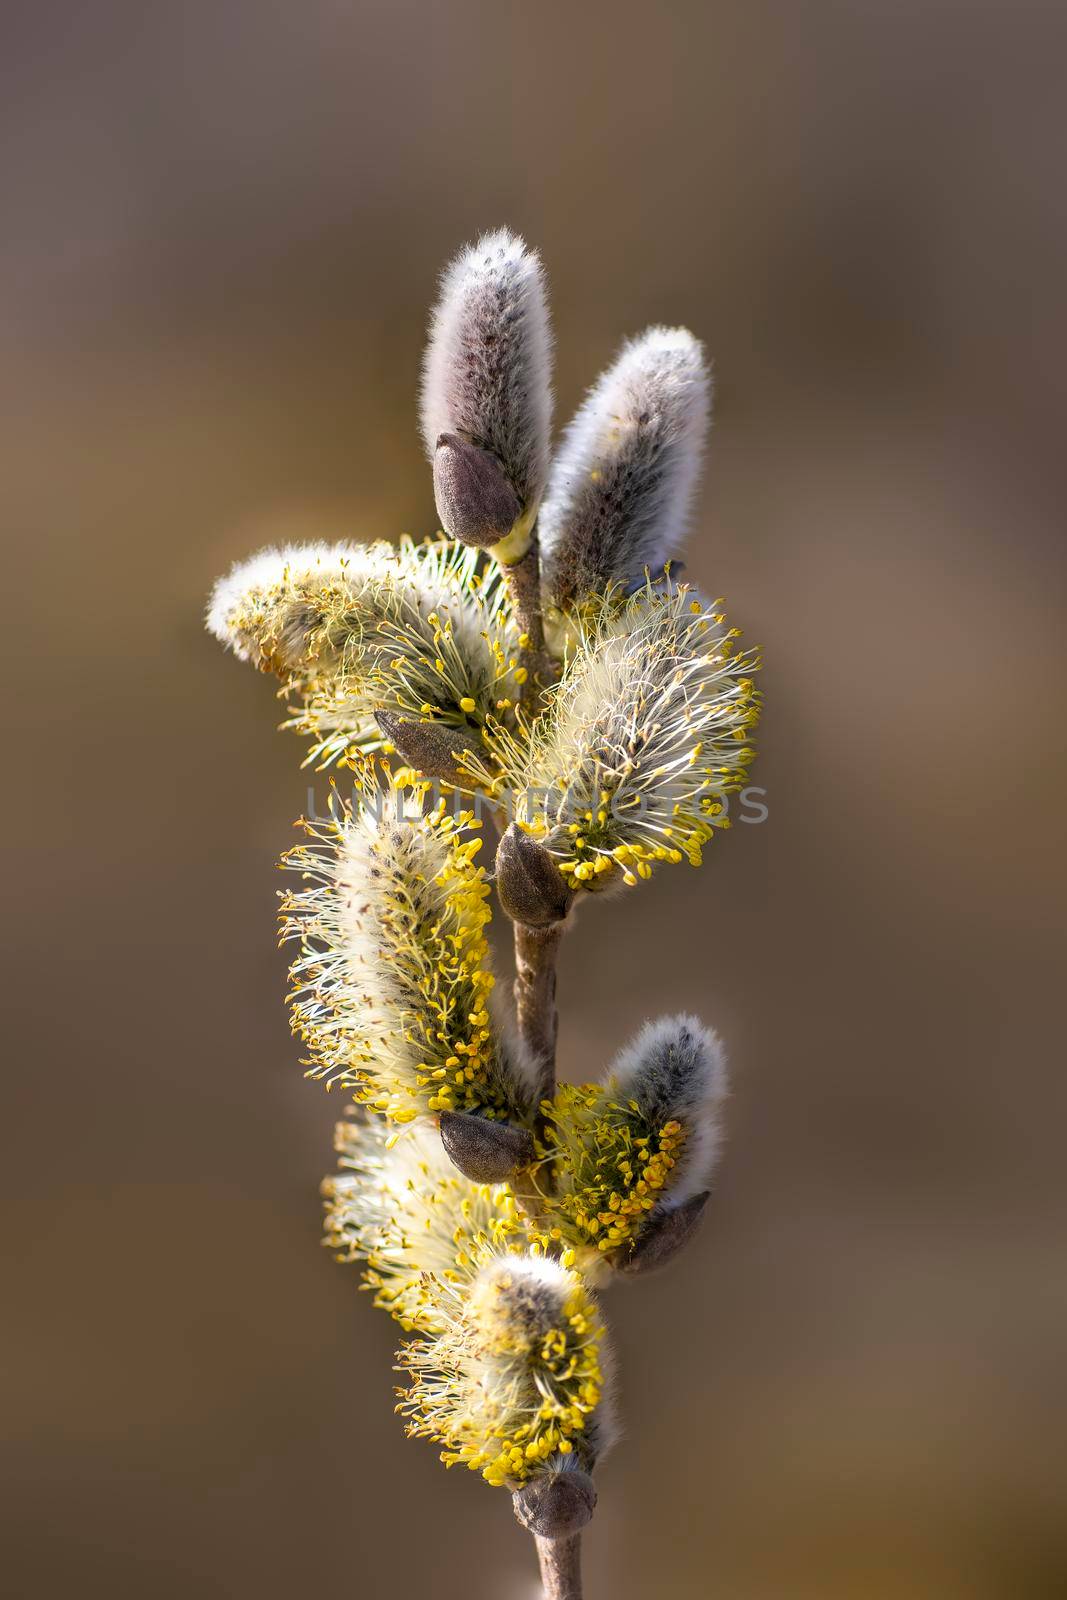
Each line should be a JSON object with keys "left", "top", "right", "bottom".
{"left": 4, "top": 2, "right": 1066, "bottom": 1596}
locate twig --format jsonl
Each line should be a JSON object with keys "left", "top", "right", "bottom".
{"left": 513, "top": 920, "right": 563, "bottom": 1106}
{"left": 511, "top": 915, "right": 585, "bottom": 1599}
{"left": 500, "top": 526, "right": 555, "bottom": 705}
{"left": 536, "top": 1532, "right": 584, "bottom": 1600}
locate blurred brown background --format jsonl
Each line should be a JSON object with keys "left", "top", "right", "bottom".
{"left": 3, "top": 2, "right": 1066, "bottom": 1596}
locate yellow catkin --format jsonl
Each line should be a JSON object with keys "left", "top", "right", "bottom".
{"left": 280, "top": 791, "right": 521, "bottom": 1123}
{"left": 462, "top": 578, "right": 761, "bottom": 893}
{"left": 534, "top": 1083, "right": 689, "bottom": 1260}
{"left": 395, "top": 1257, "right": 604, "bottom": 1486}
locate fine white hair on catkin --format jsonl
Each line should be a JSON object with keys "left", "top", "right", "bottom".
{"left": 279, "top": 796, "right": 540, "bottom": 1124}
{"left": 395, "top": 1249, "right": 609, "bottom": 1485}
{"left": 206, "top": 541, "right": 366, "bottom": 668}
{"left": 420, "top": 228, "right": 553, "bottom": 514}
{"left": 539, "top": 326, "right": 711, "bottom": 614}
{"left": 467, "top": 581, "right": 761, "bottom": 893}
{"left": 323, "top": 1114, "right": 523, "bottom": 1333}
{"left": 205, "top": 536, "right": 520, "bottom": 774}
{"left": 606, "top": 1014, "right": 728, "bottom": 1203}
{"left": 206, "top": 538, "right": 502, "bottom": 685}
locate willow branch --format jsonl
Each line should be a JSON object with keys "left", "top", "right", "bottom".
{"left": 499, "top": 518, "right": 587, "bottom": 1600}
{"left": 511, "top": 917, "right": 587, "bottom": 1599}
{"left": 513, "top": 920, "right": 562, "bottom": 1105}
{"left": 536, "top": 1533, "right": 584, "bottom": 1600}
{"left": 500, "top": 526, "right": 555, "bottom": 706}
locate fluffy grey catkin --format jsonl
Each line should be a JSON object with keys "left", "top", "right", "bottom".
{"left": 420, "top": 228, "right": 553, "bottom": 524}
{"left": 539, "top": 326, "right": 711, "bottom": 621}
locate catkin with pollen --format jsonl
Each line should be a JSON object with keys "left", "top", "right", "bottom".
{"left": 279, "top": 794, "right": 537, "bottom": 1124}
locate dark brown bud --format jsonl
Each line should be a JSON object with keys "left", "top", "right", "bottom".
{"left": 374, "top": 711, "right": 483, "bottom": 785}
{"left": 433, "top": 432, "right": 522, "bottom": 548}
{"left": 512, "top": 1468, "right": 597, "bottom": 1539}
{"left": 495, "top": 823, "right": 573, "bottom": 928}
{"left": 618, "top": 1190, "right": 710, "bottom": 1274}
{"left": 439, "top": 1111, "right": 535, "bottom": 1183}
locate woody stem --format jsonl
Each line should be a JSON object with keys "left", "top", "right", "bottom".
{"left": 505, "top": 538, "right": 585, "bottom": 1600}
{"left": 535, "top": 1532, "right": 584, "bottom": 1600}
{"left": 501, "top": 526, "right": 554, "bottom": 705}
{"left": 511, "top": 920, "right": 586, "bottom": 1599}
{"left": 513, "top": 921, "right": 562, "bottom": 1107}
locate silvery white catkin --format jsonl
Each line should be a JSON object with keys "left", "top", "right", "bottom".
{"left": 323, "top": 1115, "right": 524, "bottom": 1333}
{"left": 205, "top": 536, "right": 521, "bottom": 775}
{"left": 540, "top": 327, "right": 711, "bottom": 616}
{"left": 395, "top": 1252, "right": 611, "bottom": 1487}
{"left": 205, "top": 538, "right": 505, "bottom": 686}
{"left": 607, "top": 1014, "right": 727, "bottom": 1202}
{"left": 420, "top": 229, "right": 553, "bottom": 523}
{"left": 205, "top": 541, "right": 360, "bottom": 671}
{"left": 279, "top": 799, "right": 539, "bottom": 1125}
